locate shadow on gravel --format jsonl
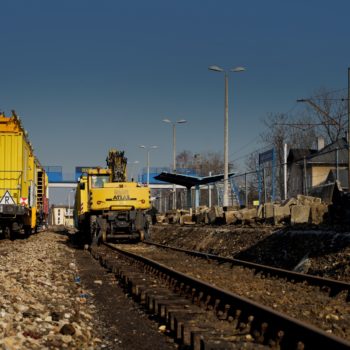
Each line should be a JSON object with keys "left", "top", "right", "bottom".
{"left": 47, "top": 225, "right": 89, "bottom": 250}
{"left": 235, "top": 227, "right": 350, "bottom": 271}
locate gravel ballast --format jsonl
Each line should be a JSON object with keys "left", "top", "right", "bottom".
{"left": 0, "top": 231, "right": 99, "bottom": 349}
{"left": 0, "top": 230, "right": 178, "bottom": 350}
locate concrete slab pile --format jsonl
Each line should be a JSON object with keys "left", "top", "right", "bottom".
{"left": 156, "top": 194, "right": 332, "bottom": 227}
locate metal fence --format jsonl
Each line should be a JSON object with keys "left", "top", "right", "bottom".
{"left": 151, "top": 146, "right": 349, "bottom": 212}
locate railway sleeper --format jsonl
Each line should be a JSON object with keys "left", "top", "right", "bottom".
{"left": 127, "top": 277, "right": 154, "bottom": 295}
{"left": 193, "top": 326, "right": 270, "bottom": 350}
{"left": 131, "top": 280, "right": 162, "bottom": 300}
{"left": 199, "top": 338, "right": 268, "bottom": 350}
{"left": 168, "top": 309, "right": 207, "bottom": 334}
{"left": 120, "top": 270, "right": 147, "bottom": 283}
{"left": 176, "top": 316, "right": 221, "bottom": 344}
{"left": 187, "top": 326, "right": 222, "bottom": 347}
{"left": 118, "top": 268, "right": 146, "bottom": 284}
{"left": 138, "top": 287, "right": 172, "bottom": 305}
{"left": 154, "top": 297, "right": 191, "bottom": 318}
{"left": 146, "top": 291, "right": 182, "bottom": 312}
{"left": 182, "top": 324, "right": 216, "bottom": 347}
{"left": 198, "top": 333, "right": 244, "bottom": 350}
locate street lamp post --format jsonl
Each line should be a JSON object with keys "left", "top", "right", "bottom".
{"left": 139, "top": 145, "right": 158, "bottom": 186}
{"left": 208, "top": 65, "right": 245, "bottom": 208}
{"left": 162, "top": 118, "right": 187, "bottom": 210}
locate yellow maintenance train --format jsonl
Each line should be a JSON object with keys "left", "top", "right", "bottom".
{"left": 74, "top": 149, "right": 150, "bottom": 243}
{"left": 0, "top": 111, "right": 49, "bottom": 238}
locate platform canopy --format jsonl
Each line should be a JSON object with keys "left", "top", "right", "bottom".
{"left": 154, "top": 171, "right": 234, "bottom": 188}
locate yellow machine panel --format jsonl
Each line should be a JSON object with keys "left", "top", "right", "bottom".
{"left": 0, "top": 111, "right": 47, "bottom": 237}
{"left": 75, "top": 175, "right": 88, "bottom": 216}
{"left": 90, "top": 182, "right": 150, "bottom": 211}
{"left": 0, "top": 113, "right": 33, "bottom": 205}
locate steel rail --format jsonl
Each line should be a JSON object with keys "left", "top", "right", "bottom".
{"left": 103, "top": 242, "right": 350, "bottom": 350}
{"left": 145, "top": 240, "right": 350, "bottom": 297}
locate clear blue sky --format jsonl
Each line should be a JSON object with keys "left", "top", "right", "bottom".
{"left": 1, "top": 0, "right": 349, "bottom": 178}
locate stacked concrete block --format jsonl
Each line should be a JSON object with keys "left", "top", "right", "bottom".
{"left": 195, "top": 206, "right": 210, "bottom": 224}
{"left": 291, "top": 205, "right": 311, "bottom": 225}
{"left": 273, "top": 204, "right": 291, "bottom": 224}
{"left": 159, "top": 194, "right": 329, "bottom": 226}
{"left": 241, "top": 208, "right": 258, "bottom": 224}
{"left": 179, "top": 214, "right": 195, "bottom": 225}
{"left": 310, "top": 203, "right": 328, "bottom": 225}
{"left": 297, "top": 194, "right": 321, "bottom": 205}
{"left": 156, "top": 214, "right": 168, "bottom": 224}
{"left": 257, "top": 205, "right": 264, "bottom": 220}
{"left": 224, "top": 210, "right": 239, "bottom": 225}
{"left": 263, "top": 203, "right": 274, "bottom": 221}
{"left": 208, "top": 206, "right": 224, "bottom": 224}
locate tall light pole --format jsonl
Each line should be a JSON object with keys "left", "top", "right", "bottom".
{"left": 162, "top": 118, "right": 187, "bottom": 209}
{"left": 139, "top": 145, "right": 158, "bottom": 186}
{"left": 208, "top": 65, "right": 245, "bottom": 208}
{"left": 348, "top": 67, "right": 350, "bottom": 190}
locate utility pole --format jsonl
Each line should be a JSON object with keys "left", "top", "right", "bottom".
{"left": 348, "top": 67, "right": 350, "bottom": 190}
{"left": 284, "top": 143, "right": 288, "bottom": 200}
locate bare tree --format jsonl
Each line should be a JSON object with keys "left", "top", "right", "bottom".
{"left": 258, "top": 113, "right": 317, "bottom": 200}
{"left": 176, "top": 150, "right": 226, "bottom": 176}
{"left": 176, "top": 150, "right": 194, "bottom": 169}
{"left": 244, "top": 150, "right": 260, "bottom": 204}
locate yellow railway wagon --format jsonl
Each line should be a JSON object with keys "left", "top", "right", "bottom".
{"left": 0, "top": 111, "right": 38, "bottom": 237}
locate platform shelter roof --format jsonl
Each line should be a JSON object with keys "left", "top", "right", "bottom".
{"left": 154, "top": 172, "right": 234, "bottom": 188}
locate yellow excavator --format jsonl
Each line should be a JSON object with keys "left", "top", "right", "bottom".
{"left": 74, "top": 149, "right": 150, "bottom": 243}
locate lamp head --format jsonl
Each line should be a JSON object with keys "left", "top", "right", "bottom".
{"left": 231, "top": 66, "right": 245, "bottom": 73}
{"left": 208, "top": 65, "right": 224, "bottom": 72}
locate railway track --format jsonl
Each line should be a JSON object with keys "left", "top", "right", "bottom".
{"left": 89, "top": 242, "right": 350, "bottom": 350}
{"left": 145, "top": 241, "right": 350, "bottom": 298}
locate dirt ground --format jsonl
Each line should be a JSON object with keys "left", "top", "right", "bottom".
{"left": 149, "top": 224, "right": 350, "bottom": 282}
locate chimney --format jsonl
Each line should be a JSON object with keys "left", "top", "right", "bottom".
{"left": 317, "top": 137, "right": 325, "bottom": 151}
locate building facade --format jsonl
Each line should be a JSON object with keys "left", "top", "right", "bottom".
{"left": 49, "top": 205, "right": 74, "bottom": 227}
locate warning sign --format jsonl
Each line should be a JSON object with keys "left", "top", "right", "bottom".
{"left": 0, "top": 191, "right": 16, "bottom": 205}
{"left": 20, "top": 197, "right": 28, "bottom": 206}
